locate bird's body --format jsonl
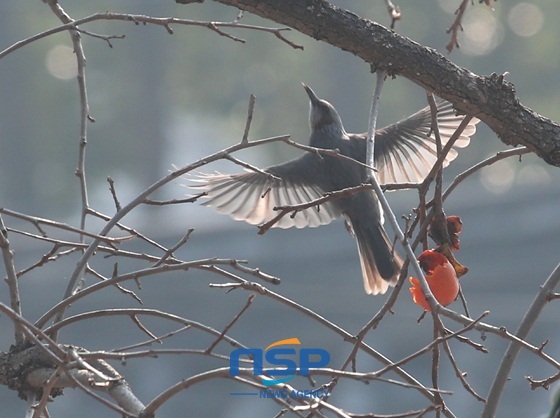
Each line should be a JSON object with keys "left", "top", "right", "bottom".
{"left": 191, "top": 85, "right": 478, "bottom": 294}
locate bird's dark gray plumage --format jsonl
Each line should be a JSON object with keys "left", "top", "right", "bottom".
{"left": 191, "top": 85, "right": 479, "bottom": 294}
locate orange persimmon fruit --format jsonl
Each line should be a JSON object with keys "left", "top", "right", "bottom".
{"left": 409, "top": 250, "right": 459, "bottom": 311}
{"left": 446, "top": 215, "right": 462, "bottom": 235}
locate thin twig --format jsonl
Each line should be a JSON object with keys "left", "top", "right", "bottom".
{"left": 43, "top": 2, "right": 91, "bottom": 227}
{"left": 0, "top": 216, "right": 24, "bottom": 344}
{"left": 43, "top": 308, "right": 246, "bottom": 351}
{"left": 87, "top": 207, "right": 169, "bottom": 251}
{"left": 86, "top": 266, "right": 143, "bottom": 303}
{"left": 432, "top": 320, "right": 443, "bottom": 414}
{"left": 277, "top": 136, "right": 378, "bottom": 172}
{"left": 0, "top": 208, "right": 130, "bottom": 244}
{"left": 143, "top": 194, "right": 207, "bottom": 205}
{"left": 8, "top": 235, "right": 82, "bottom": 278}
{"left": 446, "top": 0, "right": 469, "bottom": 53}
{"left": 223, "top": 154, "right": 281, "bottom": 179}
{"left": 337, "top": 261, "right": 410, "bottom": 377}
{"left": 373, "top": 312, "right": 488, "bottom": 377}
{"left": 37, "top": 258, "right": 258, "bottom": 329}
{"left": 208, "top": 281, "right": 446, "bottom": 408}
{"left": 131, "top": 315, "right": 159, "bottom": 341}
{"left": 206, "top": 295, "right": 256, "bottom": 353}
{"left": 423, "top": 115, "right": 473, "bottom": 190}
{"left": 48, "top": 133, "right": 289, "bottom": 336}
{"left": 364, "top": 71, "right": 440, "bottom": 312}
{"left": 75, "top": 28, "right": 125, "bottom": 47}
{"left": 31, "top": 367, "right": 63, "bottom": 418}
{"left": 449, "top": 332, "right": 488, "bottom": 353}
{"left": 441, "top": 339, "right": 486, "bottom": 402}
{"left": 140, "top": 366, "right": 448, "bottom": 418}
{"left": 349, "top": 405, "right": 439, "bottom": 417}
{"left": 87, "top": 348, "right": 239, "bottom": 364}
{"left": 45, "top": 0, "right": 92, "bottom": 330}
{"left": 442, "top": 147, "right": 529, "bottom": 201}
{"left": 228, "top": 260, "right": 281, "bottom": 284}
{"left": 384, "top": 0, "right": 402, "bottom": 29}
{"left": 258, "top": 183, "right": 373, "bottom": 235}
{"left": 457, "top": 286, "right": 471, "bottom": 317}
{"left": 241, "top": 94, "right": 256, "bottom": 143}
{"left": 153, "top": 228, "right": 194, "bottom": 267}
{"left": 113, "top": 325, "right": 192, "bottom": 352}
{"left": 0, "top": 13, "right": 302, "bottom": 61}
{"left": 526, "top": 371, "right": 560, "bottom": 390}
{"left": 107, "top": 177, "right": 122, "bottom": 212}
{"left": 365, "top": 69, "right": 386, "bottom": 171}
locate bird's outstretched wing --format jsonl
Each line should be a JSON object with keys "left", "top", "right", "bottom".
{"left": 189, "top": 153, "right": 342, "bottom": 229}
{"left": 370, "top": 99, "right": 479, "bottom": 184}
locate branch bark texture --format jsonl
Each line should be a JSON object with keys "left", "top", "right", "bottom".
{"left": 208, "top": 0, "right": 560, "bottom": 167}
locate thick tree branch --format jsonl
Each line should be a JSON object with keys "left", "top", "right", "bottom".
{"left": 204, "top": 0, "right": 560, "bottom": 167}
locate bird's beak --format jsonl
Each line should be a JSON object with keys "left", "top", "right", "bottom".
{"left": 302, "top": 83, "right": 320, "bottom": 104}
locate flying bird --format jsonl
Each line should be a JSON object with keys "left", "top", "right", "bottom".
{"left": 191, "top": 85, "right": 478, "bottom": 295}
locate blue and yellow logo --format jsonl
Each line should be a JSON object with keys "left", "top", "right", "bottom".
{"left": 229, "top": 337, "right": 330, "bottom": 387}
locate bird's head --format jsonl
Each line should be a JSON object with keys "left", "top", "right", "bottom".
{"left": 302, "top": 83, "right": 346, "bottom": 136}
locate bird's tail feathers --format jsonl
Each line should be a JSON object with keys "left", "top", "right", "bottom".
{"left": 354, "top": 222, "right": 402, "bottom": 295}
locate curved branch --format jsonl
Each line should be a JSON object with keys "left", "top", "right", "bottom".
{"left": 139, "top": 366, "right": 447, "bottom": 418}
{"left": 482, "top": 262, "right": 560, "bottom": 417}
{"left": 208, "top": 0, "right": 560, "bottom": 167}
{"left": 43, "top": 308, "right": 247, "bottom": 352}
{"left": 36, "top": 258, "right": 256, "bottom": 329}
{"left": 0, "top": 12, "right": 300, "bottom": 60}
{"left": 208, "top": 281, "right": 452, "bottom": 416}
{"left": 47, "top": 134, "right": 289, "bottom": 332}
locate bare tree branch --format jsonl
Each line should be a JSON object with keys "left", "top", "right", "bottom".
{"left": 482, "top": 261, "right": 560, "bottom": 417}
{"left": 208, "top": 281, "right": 450, "bottom": 412}
{"left": 206, "top": 295, "right": 256, "bottom": 353}
{"left": 241, "top": 93, "right": 256, "bottom": 143}
{"left": 373, "top": 312, "right": 488, "bottom": 378}
{"left": 384, "top": 0, "right": 402, "bottom": 30}
{"left": 0, "top": 216, "right": 24, "bottom": 344}
{"left": 206, "top": 0, "right": 560, "bottom": 167}
{"left": 1, "top": 1, "right": 559, "bottom": 416}
{"left": 446, "top": 0, "right": 469, "bottom": 53}
{"left": 0, "top": 12, "right": 301, "bottom": 61}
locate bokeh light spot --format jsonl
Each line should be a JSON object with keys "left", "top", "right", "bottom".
{"left": 479, "top": 158, "right": 516, "bottom": 193}
{"left": 462, "top": 8, "right": 504, "bottom": 56}
{"left": 517, "top": 163, "right": 551, "bottom": 186}
{"left": 46, "top": 44, "right": 77, "bottom": 80}
{"left": 508, "top": 3, "right": 544, "bottom": 37}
